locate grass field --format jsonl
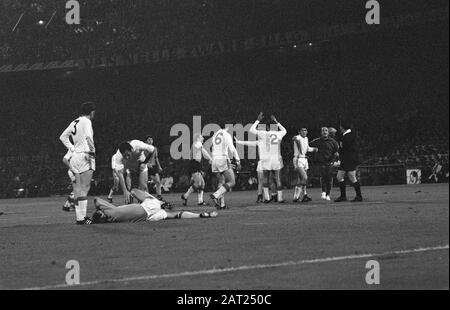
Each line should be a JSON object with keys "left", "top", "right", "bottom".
{"left": 0, "top": 183, "right": 448, "bottom": 290}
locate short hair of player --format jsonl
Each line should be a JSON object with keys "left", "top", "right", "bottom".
{"left": 118, "top": 142, "right": 132, "bottom": 154}
{"left": 81, "top": 102, "right": 96, "bottom": 115}
{"left": 144, "top": 135, "right": 152, "bottom": 142}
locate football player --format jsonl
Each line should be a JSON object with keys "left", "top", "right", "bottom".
{"left": 234, "top": 139, "right": 276, "bottom": 203}
{"left": 143, "top": 136, "right": 164, "bottom": 200}
{"left": 59, "top": 102, "right": 96, "bottom": 225}
{"left": 91, "top": 189, "right": 217, "bottom": 223}
{"left": 292, "top": 127, "right": 318, "bottom": 202}
{"left": 107, "top": 153, "right": 131, "bottom": 203}
{"left": 62, "top": 148, "right": 76, "bottom": 212}
{"left": 113, "top": 140, "right": 156, "bottom": 203}
{"left": 249, "top": 113, "right": 287, "bottom": 203}
{"left": 181, "top": 133, "right": 212, "bottom": 206}
{"left": 209, "top": 126, "right": 241, "bottom": 209}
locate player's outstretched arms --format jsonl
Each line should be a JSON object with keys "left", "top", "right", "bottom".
{"left": 165, "top": 210, "right": 218, "bottom": 219}
{"left": 234, "top": 137, "right": 258, "bottom": 147}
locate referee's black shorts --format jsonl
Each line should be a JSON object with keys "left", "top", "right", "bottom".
{"left": 340, "top": 156, "right": 358, "bottom": 172}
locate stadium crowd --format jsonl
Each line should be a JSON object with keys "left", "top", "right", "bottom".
{"left": 0, "top": 1, "right": 448, "bottom": 197}
{"left": 1, "top": 38, "right": 448, "bottom": 197}
{"left": 2, "top": 0, "right": 447, "bottom": 64}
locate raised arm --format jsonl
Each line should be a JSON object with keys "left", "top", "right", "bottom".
{"left": 249, "top": 112, "right": 265, "bottom": 136}
{"left": 275, "top": 120, "right": 287, "bottom": 137}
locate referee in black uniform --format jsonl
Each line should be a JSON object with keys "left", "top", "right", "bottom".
{"left": 334, "top": 121, "right": 363, "bottom": 202}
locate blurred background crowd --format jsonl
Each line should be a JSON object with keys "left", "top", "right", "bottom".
{"left": 0, "top": 0, "right": 448, "bottom": 197}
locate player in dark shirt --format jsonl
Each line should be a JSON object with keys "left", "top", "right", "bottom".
{"left": 334, "top": 122, "right": 363, "bottom": 202}
{"left": 310, "top": 127, "right": 340, "bottom": 200}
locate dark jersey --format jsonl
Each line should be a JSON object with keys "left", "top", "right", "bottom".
{"left": 310, "top": 137, "right": 340, "bottom": 165}
{"left": 339, "top": 131, "right": 359, "bottom": 171}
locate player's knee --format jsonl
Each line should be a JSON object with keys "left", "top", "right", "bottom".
{"left": 348, "top": 173, "right": 357, "bottom": 183}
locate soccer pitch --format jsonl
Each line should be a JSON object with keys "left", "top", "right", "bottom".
{"left": 0, "top": 184, "right": 448, "bottom": 290}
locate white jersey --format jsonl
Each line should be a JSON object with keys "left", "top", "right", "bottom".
{"left": 60, "top": 116, "right": 95, "bottom": 154}
{"left": 293, "top": 135, "right": 314, "bottom": 158}
{"left": 113, "top": 140, "right": 155, "bottom": 170}
{"left": 249, "top": 121, "right": 286, "bottom": 162}
{"left": 211, "top": 129, "right": 240, "bottom": 161}
{"left": 111, "top": 153, "right": 118, "bottom": 170}
{"left": 63, "top": 149, "right": 73, "bottom": 161}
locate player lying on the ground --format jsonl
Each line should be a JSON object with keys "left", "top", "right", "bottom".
{"left": 249, "top": 113, "right": 287, "bottom": 203}
{"left": 182, "top": 134, "right": 212, "bottom": 206}
{"left": 292, "top": 127, "right": 318, "bottom": 203}
{"left": 91, "top": 189, "right": 218, "bottom": 223}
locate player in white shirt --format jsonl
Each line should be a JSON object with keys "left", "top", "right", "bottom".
{"left": 234, "top": 139, "right": 267, "bottom": 203}
{"left": 91, "top": 189, "right": 217, "bottom": 224}
{"left": 113, "top": 140, "right": 156, "bottom": 203}
{"left": 181, "top": 133, "right": 212, "bottom": 206}
{"left": 107, "top": 153, "right": 131, "bottom": 203}
{"left": 249, "top": 113, "right": 287, "bottom": 203}
{"left": 59, "top": 102, "right": 96, "bottom": 225}
{"left": 62, "top": 149, "right": 76, "bottom": 212}
{"left": 144, "top": 136, "right": 164, "bottom": 200}
{"left": 292, "top": 127, "right": 318, "bottom": 202}
{"left": 209, "top": 126, "right": 241, "bottom": 209}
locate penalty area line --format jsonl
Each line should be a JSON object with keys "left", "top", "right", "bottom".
{"left": 22, "top": 244, "right": 449, "bottom": 290}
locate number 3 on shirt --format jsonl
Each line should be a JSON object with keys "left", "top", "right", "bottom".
{"left": 71, "top": 119, "right": 80, "bottom": 135}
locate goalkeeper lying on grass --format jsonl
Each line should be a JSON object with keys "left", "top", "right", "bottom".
{"left": 91, "top": 189, "right": 217, "bottom": 224}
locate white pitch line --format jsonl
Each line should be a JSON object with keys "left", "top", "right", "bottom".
{"left": 22, "top": 245, "right": 449, "bottom": 290}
